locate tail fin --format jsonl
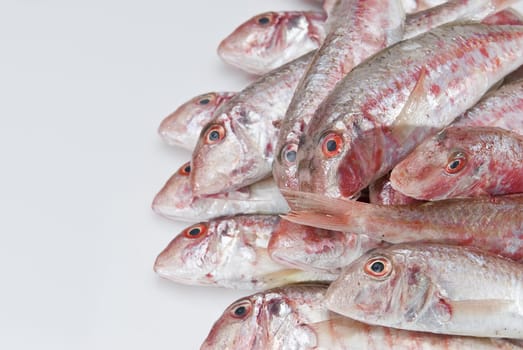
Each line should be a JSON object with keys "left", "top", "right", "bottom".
{"left": 281, "top": 190, "right": 356, "bottom": 231}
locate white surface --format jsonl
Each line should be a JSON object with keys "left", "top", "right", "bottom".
{"left": 0, "top": 1, "right": 316, "bottom": 349}
{"left": 2, "top": 1, "right": 523, "bottom": 349}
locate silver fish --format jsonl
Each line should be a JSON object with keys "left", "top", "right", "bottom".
{"left": 282, "top": 189, "right": 523, "bottom": 261}
{"left": 191, "top": 51, "right": 314, "bottom": 196}
{"left": 296, "top": 24, "right": 523, "bottom": 199}
{"left": 158, "top": 91, "right": 235, "bottom": 150}
{"left": 273, "top": 0, "right": 405, "bottom": 191}
{"left": 218, "top": 11, "right": 326, "bottom": 75}
{"left": 390, "top": 73, "right": 523, "bottom": 200}
{"left": 201, "top": 283, "right": 521, "bottom": 349}
{"left": 325, "top": 242, "right": 523, "bottom": 338}
{"left": 152, "top": 161, "right": 288, "bottom": 222}
{"left": 154, "top": 216, "right": 333, "bottom": 290}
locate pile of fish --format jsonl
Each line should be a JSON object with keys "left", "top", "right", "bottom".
{"left": 153, "top": 0, "right": 523, "bottom": 348}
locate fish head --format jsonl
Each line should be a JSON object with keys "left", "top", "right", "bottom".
{"left": 201, "top": 294, "right": 266, "bottom": 350}
{"left": 158, "top": 92, "right": 235, "bottom": 149}
{"left": 268, "top": 220, "right": 348, "bottom": 274}
{"left": 390, "top": 128, "right": 478, "bottom": 200}
{"left": 152, "top": 162, "right": 195, "bottom": 220}
{"left": 325, "top": 246, "right": 435, "bottom": 327}
{"left": 191, "top": 109, "right": 270, "bottom": 196}
{"left": 298, "top": 119, "right": 374, "bottom": 199}
{"left": 217, "top": 11, "right": 325, "bottom": 75}
{"left": 154, "top": 221, "right": 217, "bottom": 286}
{"left": 201, "top": 285, "right": 329, "bottom": 349}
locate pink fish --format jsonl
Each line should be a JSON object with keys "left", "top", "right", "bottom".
{"left": 201, "top": 283, "right": 521, "bottom": 349}
{"left": 217, "top": 11, "right": 326, "bottom": 75}
{"left": 158, "top": 91, "right": 235, "bottom": 150}
{"left": 325, "top": 242, "right": 523, "bottom": 338}
{"left": 273, "top": 0, "right": 405, "bottom": 191}
{"left": 295, "top": 24, "right": 523, "bottom": 199}
{"left": 152, "top": 161, "right": 288, "bottom": 222}
{"left": 390, "top": 127, "right": 523, "bottom": 200}
{"left": 391, "top": 74, "right": 523, "bottom": 200}
{"left": 268, "top": 219, "right": 387, "bottom": 274}
{"left": 154, "top": 215, "right": 333, "bottom": 289}
{"left": 282, "top": 189, "right": 523, "bottom": 261}
{"left": 191, "top": 51, "right": 313, "bottom": 196}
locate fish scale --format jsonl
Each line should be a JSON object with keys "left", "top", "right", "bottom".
{"left": 296, "top": 24, "right": 523, "bottom": 199}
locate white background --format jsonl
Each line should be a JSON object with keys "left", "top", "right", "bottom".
{"left": 2, "top": 1, "right": 523, "bottom": 349}
{"left": 0, "top": 1, "right": 317, "bottom": 349}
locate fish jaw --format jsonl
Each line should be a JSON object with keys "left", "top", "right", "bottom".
{"left": 217, "top": 11, "right": 325, "bottom": 75}
{"left": 191, "top": 113, "right": 272, "bottom": 196}
{"left": 158, "top": 92, "right": 235, "bottom": 149}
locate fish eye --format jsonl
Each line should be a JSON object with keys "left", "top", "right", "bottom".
{"left": 177, "top": 162, "right": 191, "bottom": 176}
{"left": 182, "top": 223, "right": 208, "bottom": 239}
{"left": 197, "top": 93, "right": 215, "bottom": 106}
{"left": 281, "top": 143, "right": 298, "bottom": 165}
{"left": 445, "top": 150, "right": 467, "bottom": 174}
{"left": 229, "top": 300, "right": 252, "bottom": 319}
{"left": 321, "top": 132, "right": 343, "bottom": 158}
{"left": 364, "top": 256, "right": 392, "bottom": 279}
{"left": 257, "top": 16, "right": 271, "bottom": 25}
{"left": 204, "top": 124, "right": 226, "bottom": 144}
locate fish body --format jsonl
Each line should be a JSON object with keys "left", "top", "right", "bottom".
{"left": 218, "top": 11, "right": 326, "bottom": 75}
{"left": 296, "top": 24, "right": 523, "bottom": 199}
{"left": 268, "top": 219, "right": 387, "bottom": 274}
{"left": 152, "top": 162, "right": 288, "bottom": 222}
{"left": 390, "top": 126, "right": 523, "bottom": 200}
{"left": 404, "top": 0, "right": 519, "bottom": 39}
{"left": 191, "top": 51, "right": 313, "bottom": 196}
{"left": 325, "top": 243, "right": 523, "bottom": 338}
{"left": 158, "top": 91, "right": 235, "bottom": 150}
{"left": 201, "top": 283, "right": 522, "bottom": 349}
{"left": 391, "top": 74, "right": 523, "bottom": 200}
{"left": 282, "top": 190, "right": 523, "bottom": 261}
{"left": 273, "top": 0, "right": 405, "bottom": 191}
{"left": 154, "top": 216, "right": 332, "bottom": 290}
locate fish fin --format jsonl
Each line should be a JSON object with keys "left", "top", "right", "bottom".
{"left": 280, "top": 190, "right": 354, "bottom": 231}
{"left": 390, "top": 66, "right": 432, "bottom": 142}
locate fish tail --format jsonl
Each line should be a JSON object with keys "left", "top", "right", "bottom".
{"left": 280, "top": 190, "right": 355, "bottom": 231}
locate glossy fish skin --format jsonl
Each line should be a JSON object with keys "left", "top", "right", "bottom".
{"left": 152, "top": 162, "right": 288, "bottom": 222}
{"left": 282, "top": 190, "right": 523, "bottom": 261}
{"left": 218, "top": 11, "right": 326, "bottom": 75}
{"left": 296, "top": 24, "right": 523, "bottom": 199}
{"left": 273, "top": 0, "right": 405, "bottom": 191}
{"left": 201, "top": 283, "right": 521, "bottom": 349}
{"left": 268, "top": 219, "right": 388, "bottom": 275}
{"left": 158, "top": 91, "right": 235, "bottom": 150}
{"left": 403, "top": 0, "right": 519, "bottom": 39}
{"left": 191, "top": 51, "right": 314, "bottom": 196}
{"left": 390, "top": 127, "right": 523, "bottom": 200}
{"left": 154, "top": 216, "right": 331, "bottom": 290}
{"left": 200, "top": 284, "right": 332, "bottom": 350}
{"left": 325, "top": 243, "right": 523, "bottom": 338}
{"left": 369, "top": 174, "right": 423, "bottom": 205}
